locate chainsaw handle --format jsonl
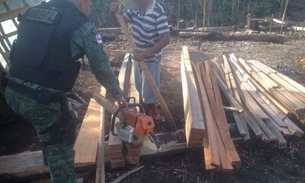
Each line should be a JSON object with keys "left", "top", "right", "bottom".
{"left": 111, "top": 103, "right": 146, "bottom": 136}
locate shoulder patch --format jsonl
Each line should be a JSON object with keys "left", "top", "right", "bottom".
{"left": 26, "top": 8, "right": 58, "bottom": 24}
{"left": 96, "top": 34, "right": 103, "bottom": 44}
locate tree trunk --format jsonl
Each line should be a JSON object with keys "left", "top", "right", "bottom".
{"left": 281, "top": 0, "right": 290, "bottom": 33}
{"left": 203, "top": 0, "right": 207, "bottom": 27}
{"left": 179, "top": 31, "right": 285, "bottom": 44}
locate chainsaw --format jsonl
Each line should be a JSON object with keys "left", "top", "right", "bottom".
{"left": 94, "top": 93, "right": 161, "bottom": 151}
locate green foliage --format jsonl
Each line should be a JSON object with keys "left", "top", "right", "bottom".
{"left": 91, "top": 0, "right": 305, "bottom": 28}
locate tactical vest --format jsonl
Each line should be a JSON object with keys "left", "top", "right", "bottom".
{"left": 9, "top": 0, "right": 88, "bottom": 91}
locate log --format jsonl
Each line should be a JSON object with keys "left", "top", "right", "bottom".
{"left": 291, "top": 26, "right": 305, "bottom": 32}
{"left": 179, "top": 32, "right": 285, "bottom": 44}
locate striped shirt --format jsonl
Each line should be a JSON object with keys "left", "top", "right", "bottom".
{"left": 124, "top": 0, "right": 169, "bottom": 62}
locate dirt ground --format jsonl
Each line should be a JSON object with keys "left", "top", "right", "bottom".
{"left": 2, "top": 35, "right": 305, "bottom": 183}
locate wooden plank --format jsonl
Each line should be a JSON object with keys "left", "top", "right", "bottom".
{"left": 229, "top": 57, "right": 277, "bottom": 141}
{"left": 243, "top": 81, "right": 287, "bottom": 128}
{"left": 192, "top": 61, "right": 220, "bottom": 167}
{"left": 239, "top": 114, "right": 251, "bottom": 141}
{"left": 265, "top": 120, "right": 287, "bottom": 145}
{"left": 283, "top": 117, "right": 304, "bottom": 137}
{"left": 0, "top": 24, "right": 12, "bottom": 49}
{"left": 256, "top": 61, "right": 305, "bottom": 95}
{"left": 214, "top": 121, "right": 233, "bottom": 171}
{"left": 212, "top": 62, "right": 263, "bottom": 137}
{"left": 121, "top": 54, "right": 132, "bottom": 97}
{"left": 115, "top": 13, "right": 177, "bottom": 130}
{"left": 251, "top": 62, "right": 305, "bottom": 103}
{"left": 0, "top": 141, "right": 196, "bottom": 181}
{"left": 181, "top": 47, "right": 205, "bottom": 147}
{"left": 95, "top": 108, "right": 106, "bottom": 183}
{"left": 130, "top": 60, "right": 140, "bottom": 103}
{"left": 205, "top": 61, "right": 241, "bottom": 165}
{"left": 238, "top": 58, "right": 304, "bottom": 117}
{"left": 0, "top": 30, "right": 17, "bottom": 40}
{"left": 222, "top": 55, "right": 247, "bottom": 136}
{"left": 74, "top": 99, "right": 101, "bottom": 164}
{"left": 0, "top": 6, "right": 30, "bottom": 22}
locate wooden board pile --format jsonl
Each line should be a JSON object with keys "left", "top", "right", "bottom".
{"left": 107, "top": 53, "right": 142, "bottom": 168}
{"left": 181, "top": 47, "right": 241, "bottom": 171}
{"left": 212, "top": 54, "right": 304, "bottom": 144}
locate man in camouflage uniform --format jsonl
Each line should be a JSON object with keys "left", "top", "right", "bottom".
{"left": 0, "top": 0, "right": 127, "bottom": 182}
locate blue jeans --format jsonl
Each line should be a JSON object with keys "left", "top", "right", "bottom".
{"left": 134, "top": 60, "right": 161, "bottom": 104}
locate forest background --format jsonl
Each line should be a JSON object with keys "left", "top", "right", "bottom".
{"left": 91, "top": 0, "right": 305, "bottom": 28}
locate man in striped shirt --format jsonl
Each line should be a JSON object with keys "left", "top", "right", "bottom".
{"left": 110, "top": 0, "right": 170, "bottom": 119}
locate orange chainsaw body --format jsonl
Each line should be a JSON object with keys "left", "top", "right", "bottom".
{"left": 124, "top": 111, "right": 155, "bottom": 136}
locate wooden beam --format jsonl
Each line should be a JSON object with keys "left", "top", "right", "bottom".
{"left": 192, "top": 61, "right": 219, "bottom": 168}
{"left": 0, "top": 30, "right": 17, "bottom": 40}
{"left": 205, "top": 61, "right": 241, "bottom": 165}
{"left": 181, "top": 47, "right": 205, "bottom": 147}
{"left": 114, "top": 13, "right": 177, "bottom": 130}
{"left": 222, "top": 56, "right": 247, "bottom": 136}
{"left": 0, "top": 6, "right": 30, "bottom": 23}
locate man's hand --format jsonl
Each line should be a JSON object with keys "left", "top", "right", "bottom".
{"left": 110, "top": 2, "right": 119, "bottom": 14}
{"left": 134, "top": 50, "right": 150, "bottom": 62}
{"left": 117, "top": 96, "right": 128, "bottom": 107}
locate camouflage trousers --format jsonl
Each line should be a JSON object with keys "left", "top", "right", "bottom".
{"left": 4, "top": 87, "right": 76, "bottom": 183}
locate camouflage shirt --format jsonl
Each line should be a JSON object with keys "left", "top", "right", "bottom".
{"left": 71, "top": 22, "right": 122, "bottom": 99}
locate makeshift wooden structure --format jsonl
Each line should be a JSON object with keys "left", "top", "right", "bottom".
{"left": 0, "top": 1, "right": 30, "bottom": 69}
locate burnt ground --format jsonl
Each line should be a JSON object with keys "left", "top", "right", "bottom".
{"left": 2, "top": 35, "right": 305, "bottom": 183}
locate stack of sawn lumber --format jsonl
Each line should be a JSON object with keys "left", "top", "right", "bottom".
{"left": 181, "top": 47, "right": 241, "bottom": 171}
{"left": 107, "top": 53, "right": 141, "bottom": 168}
{"left": 212, "top": 53, "right": 304, "bottom": 145}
